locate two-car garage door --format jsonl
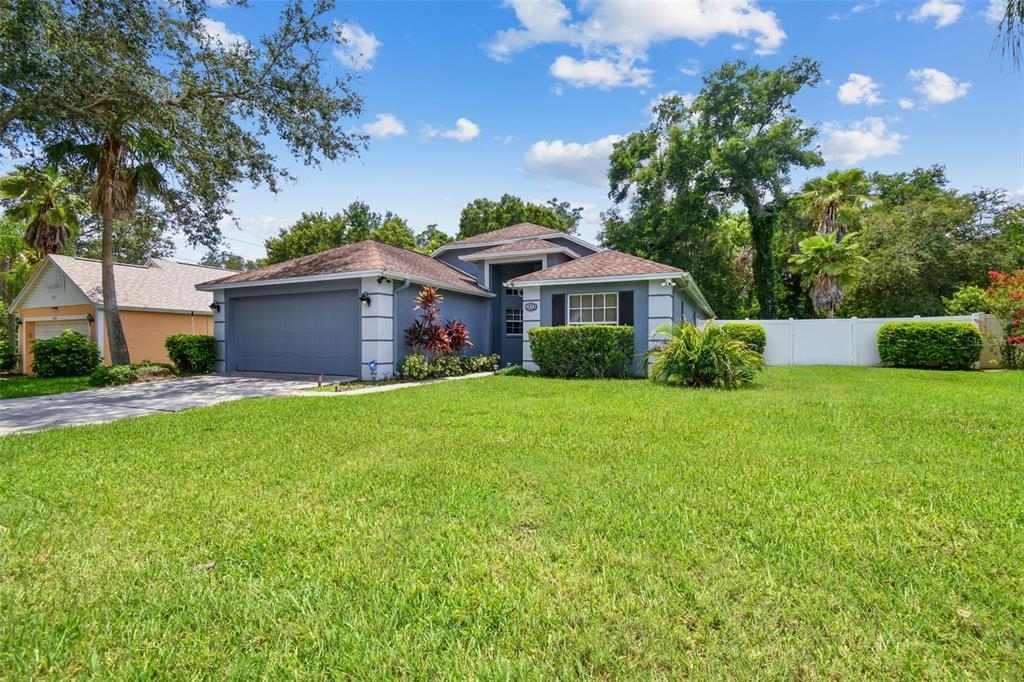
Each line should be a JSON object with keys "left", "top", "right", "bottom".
{"left": 232, "top": 291, "right": 360, "bottom": 376}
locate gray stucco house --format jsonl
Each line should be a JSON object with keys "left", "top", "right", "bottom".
{"left": 196, "top": 223, "right": 713, "bottom": 379}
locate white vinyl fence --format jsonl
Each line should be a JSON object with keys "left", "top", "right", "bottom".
{"left": 714, "top": 314, "right": 997, "bottom": 366}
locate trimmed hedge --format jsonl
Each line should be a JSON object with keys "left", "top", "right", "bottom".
{"left": 31, "top": 330, "right": 101, "bottom": 377}
{"left": 877, "top": 322, "right": 982, "bottom": 370}
{"left": 721, "top": 323, "right": 767, "bottom": 354}
{"left": 528, "top": 325, "right": 635, "bottom": 378}
{"left": 165, "top": 334, "right": 218, "bottom": 374}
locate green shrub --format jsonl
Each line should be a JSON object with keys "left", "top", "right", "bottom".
{"left": 400, "top": 354, "right": 430, "bottom": 380}
{"left": 0, "top": 336, "right": 17, "bottom": 372}
{"left": 90, "top": 364, "right": 136, "bottom": 386}
{"left": 460, "top": 354, "right": 500, "bottom": 373}
{"left": 165, "top": 334, "right": 217, "bottom": 374}
{"left": 428, "top": 355, "right": 463, "bottom": 378}
{"left": 31, "top": 330, "right": 101, "bottom": 377}
{"left": 89, "top": 361, "right": 177, "bottom": 387}
{"left": 876, "top": 322, "right": 982, "bottom": 370}
{"left": 720, "top": 322, "right": 767, "bottom": 354}
{"left": 646, "top": 321, "right": 763, "bottom": 389}
{"left": 943, "top": 285, "right": 990, "bottom": 316}
{"left": 528, "top": 325, "right": 635, "bottom": 379}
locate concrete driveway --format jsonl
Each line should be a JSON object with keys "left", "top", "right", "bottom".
{"left": 0, "top": 375, "right": 312, "bottom": 436}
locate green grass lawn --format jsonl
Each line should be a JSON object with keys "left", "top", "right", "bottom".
{"left": 0, "top": 375, "right": 93, "bottom": 400}
{"left": 1, "top": 367, "right": 1022, "bottom": 678}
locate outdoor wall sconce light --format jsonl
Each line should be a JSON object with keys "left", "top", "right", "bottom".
{"left": 359, "top": 291, "right": 372, "bottom": 306}
{"left": 15, "top": 317, "right": 22, "bottom": 326}
{"left": 209, "top": 301, "right": 222, "bottom": 313}
{"left": 86, "top": 313, "right": 94, "bottom": 324}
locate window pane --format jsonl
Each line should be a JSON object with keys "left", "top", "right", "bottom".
{"left": 581, "top": 309, "right": 592, "bottom": 323}
{"left": 581, "top": 294, "right": 592, "bottom": 308}
{"left": 569, "top": 309, "right": 582, "bottom": 323}
{"left": 593, "top": 308, "right": 605, "bottom": 323}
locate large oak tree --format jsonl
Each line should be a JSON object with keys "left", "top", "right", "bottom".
{"left": 0, "top": 0, "right": 365, "bottom": 363}
{"left": 607, "top": 58, "right": 822, "bottom": 319}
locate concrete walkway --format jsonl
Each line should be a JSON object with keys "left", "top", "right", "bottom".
{"left": 0, "top": 375, "right": 312, "bottom": 436}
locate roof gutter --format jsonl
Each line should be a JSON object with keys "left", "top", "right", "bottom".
{"left": 197, "top": 268, "right": 494, "bottom": 298}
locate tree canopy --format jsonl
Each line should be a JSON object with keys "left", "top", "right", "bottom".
{"left": 1, "top": 0, "right": 366, "bottom": 362}
{"left": 264, "top": 202, "right": 419, "bottom": 264}
{"left": 457, "top": 194, "right": 582, "bottom": 239}
{"left": 607, "top": 58, "right": 823, "bottom": 318}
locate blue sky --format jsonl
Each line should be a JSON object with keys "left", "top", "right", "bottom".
{"left": 180, "top": 0, "right": 1023, "bottom": 261}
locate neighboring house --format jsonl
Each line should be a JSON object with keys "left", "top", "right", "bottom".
{"left": 197, "top": 223, "right": 714, "bottom": 380}
{"left": 12, "top": 255, "right": 232, "bottom": 373}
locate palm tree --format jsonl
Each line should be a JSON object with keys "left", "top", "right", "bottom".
{"left": 0, "top": 166, "right": 84, "bottom": 254}
{"left": 789, "top": 232, "right": 867, "bottom": 318}
{"left": 793, "top": 168, "right": 871, "bottom": 239}
{"left": 47, "top": 130, "right": 168, "bottom": 364}
{"left": 996, "top": 0, "right": 1024, "bottom": 69}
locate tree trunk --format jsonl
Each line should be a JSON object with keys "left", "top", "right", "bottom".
{"left": 101, "top": 211, "right": 130, "bottom": 365}
{"left": 747, "top": 204, "right": 777, "bottom": 320}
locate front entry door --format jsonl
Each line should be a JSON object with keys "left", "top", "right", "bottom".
{"left": 501, "top": 286, "right": 524, "bottom": 365}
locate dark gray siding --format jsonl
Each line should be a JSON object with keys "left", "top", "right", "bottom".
{"left": 225, "top": 280, "right": 360, "bottom": 375}
{"left": 538, "top": 281, "right": 650, "bottom": 375}
{"left": 393, "top": 284, "right": 491, "bottom": 366}
{"left": 435, "top": 249, "right": 480, "bottom": 281}
{"left": 547, "top": 236, "right": 599, "bottom": 257}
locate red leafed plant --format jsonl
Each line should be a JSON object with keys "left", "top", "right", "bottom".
{"left": 445, "top": 319, "right": 473, "bottom": 355}
{"left": 404, "top": 286, "right": 473, "bottom": 359}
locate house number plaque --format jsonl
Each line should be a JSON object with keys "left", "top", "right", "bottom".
{"left": 524, "top": 302, "right": 538, "bottom": 312}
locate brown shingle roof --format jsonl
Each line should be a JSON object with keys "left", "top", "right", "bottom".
{"left": 199, "top": 240, "right": 489, "bottom": 296}
{"left": 510, "top": 250, "right": 683, "bottom": 284}
{"left": 444, "top": 223, "right": 563, "bottom": 247}
{"left": 49, "top": 255, "right": 231, "bottom": 312}
{"left": 461, "top": 238, "right": 579, "bottom": 259}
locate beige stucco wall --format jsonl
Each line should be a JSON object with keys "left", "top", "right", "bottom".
{"left": 113, "top": 310, "right": 214, "bottom": 365}
{"left": 18, "top": 305, "right": 214, "bottom": 373}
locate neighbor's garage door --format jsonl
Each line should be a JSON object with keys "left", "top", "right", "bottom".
{"left": 35, "top": 319, "right": 91, "bottom": 340}
{"left": 232, "top": 291, "right": 360, "bottom": 375}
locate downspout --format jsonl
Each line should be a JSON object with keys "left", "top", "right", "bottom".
{"left": 392, "top": 277, "right": 412, "bottom": 373}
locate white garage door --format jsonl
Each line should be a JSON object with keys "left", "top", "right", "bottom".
{"left": 34, "top": 319, "right": 91, "bottom": 341}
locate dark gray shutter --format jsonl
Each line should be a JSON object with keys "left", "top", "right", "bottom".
{"left": 618, "top": 291, "right": 634, "bottom": 326}
{"left": 552, "top": 294, "right": 566, "bottom": 326}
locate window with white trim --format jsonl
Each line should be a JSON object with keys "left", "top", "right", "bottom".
{"left": 505, "top": 287, "right": 523, "bottom": 297}
{"left": 568, "top": 293, "right": 618, "bottom": 325}
{"left": 505, "top": 308, "right": 523, "bottom": 336}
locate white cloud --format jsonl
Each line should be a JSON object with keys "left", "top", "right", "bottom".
{"left": 334, "top": 22, "right": 380, "bottom": 70}
{"left": 908, "top": 67, "right": 970, "bottom": 103}
{"left": 424, "top": 118, "right": 480, "bottom": 142}
{"left": 986, "top": 0, "right": 1006, "bottom": 22}
{"left": 679, "top": 58, "right": 700, "bottom": 76}
{"left": 550, "top": 55, "right": 652, "bottom": 88}
{"left": 361, "top": 113, "right": 406, "bottom": 138}
{"left": 898, "top": 98, "right": 915, "bottom": 109}
{"left": 487, "top": 0, "right": 786, "bottom": 88}
{"left": 837, "top": 73, "right": 884, "bottom": 105}
{"left": 852, "top": 1, "right": 881, "bottom": 13}
{"left": 199, "top": 18, "right": 247, "bottom": 50}
{"left": 821, "top": 118, "right": 905, "bottom": 165}
{"left": 910, "top": 0, "right": 963, "bottom": 27}
{"left": 523, "top": 134, "right": 623, "bottom": 187}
